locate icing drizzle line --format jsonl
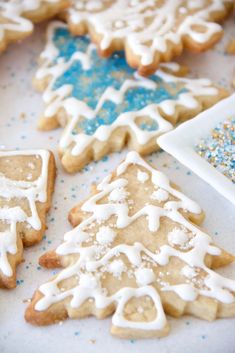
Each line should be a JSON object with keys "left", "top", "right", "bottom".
{"left": 0, "top": 150, "right": 49, "bottom": 277}
{"left": 35, "top": 152, "right": 235, "bottom": 332}
{"left": 65, "top": 0, "right": 230, "bottom": 66}
{"left": 0, "top": 0, "right": 62, "bottom": 39}
{"left": 37, "top": 22, "right": 219, "bottom": 157}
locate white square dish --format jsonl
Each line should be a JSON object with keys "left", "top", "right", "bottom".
{"left": 158, "top": 94, "right": 235, "bottom": 206}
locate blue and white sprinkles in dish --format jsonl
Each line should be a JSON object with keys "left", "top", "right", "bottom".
{"left": 196, "top": 117, "right": 235, "bottom": 183}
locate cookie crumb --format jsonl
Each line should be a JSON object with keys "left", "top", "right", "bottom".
{"left": 23, "top": 298, "right": 31, "bottom": 303}
{"left": 89, "top": 339, "right": 96, "bottom": 344}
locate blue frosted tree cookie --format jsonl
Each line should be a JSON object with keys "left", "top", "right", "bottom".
{"left": 35, "top": 22, "right": 227, "bottom": 172}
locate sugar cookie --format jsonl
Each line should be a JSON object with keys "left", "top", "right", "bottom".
{"left": 0, "top": 149, "right": 56, "bottom": 289}
{"left": 59, "top": 0, "right": 233, "bottom": 75}
{"left": 25, "top": 152, "right": 235, "bottom": 338}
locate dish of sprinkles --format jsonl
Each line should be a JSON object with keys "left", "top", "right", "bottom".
{"left": 195, "top": 117, "right": 235, "bottom": 183}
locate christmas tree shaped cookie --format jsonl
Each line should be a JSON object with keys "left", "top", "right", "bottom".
{"left": 0, "top": 0, "right": 68, "bottom": 53}
{"left": 25, "top": 152, "right": 235, "bottom": 338}
{"left": 35, "top": 21, "right": 227, "bottom": 173}
{"left": 59, "top": 0, "right": 233, "bottom": 75}
{"left": 0, "top": 150, "right": 56, "bottom": 289}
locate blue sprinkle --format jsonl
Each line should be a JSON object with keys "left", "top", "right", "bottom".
{"left": 50, "top": 27, "right": 189, "bottom": 138}
{"left": 102, "top": 155, "right": 109, "bottom": 162}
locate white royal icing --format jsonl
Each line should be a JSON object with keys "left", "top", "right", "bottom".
{"left": 0, "top": 150, "right": 50, "bottom": 277}
{"left": 108, "top": 187, "right": 129, "bottom": 203}
{"left": 35, "top": 152, "right": 235, "bottom": 332}
{"left": 167, "top": 228, "right": 189, "bottom": 247}
{"left": 107, "top": 259, "right": 126, "bottom": 279}
{"left": 150, "top": 188, "right": 169, "bottom": 202}
{"left": 65, "top": 0, "right": 230, "bottom": 66}
{"left": 0, "top": 0, "right": 62, "bottom": 42}
{"left": 135, "top": 268, "right": 156, "bottom": 286}
{"left": 181, "top": 265, "right": 197, "bottom": 279}
{"left": 96, "top": 226, "right": 117, "bottom": 245}
{"left": 137, "top": 169, "right": 149, "bottom": 183}
{"left": 37, "top": 21, "right": 220, "bottom": 159}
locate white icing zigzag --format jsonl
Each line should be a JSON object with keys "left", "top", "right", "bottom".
{"left": 0, "top": 0, "right": 62, "bottom": 37}
{"left": 35, "top": 152, "right": 235, "bottom": 332}
{"left": 0, "top": 150, "right": 49, "bottom": 277}
{"left": 65, "top": 0, "right": 231, "bottom": 67}
{"left": 37, "top": 21, "right": 220, "bottom": 157}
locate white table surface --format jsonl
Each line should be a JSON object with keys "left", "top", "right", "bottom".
{"left": 0, "top": 15, "right": 235, "bottom": 353}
